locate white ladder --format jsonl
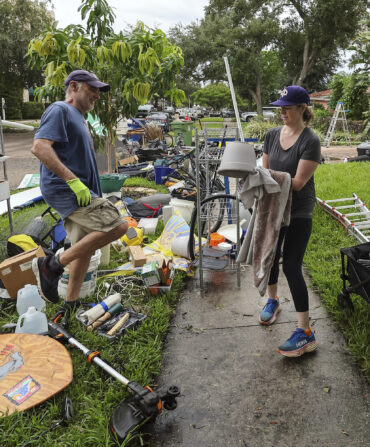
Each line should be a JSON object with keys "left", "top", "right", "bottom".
{"left": 316, "top": 193, "right": 370, "bottom": 243}
{"left": 323, "top": 101, "right": 351, "bottom": 147}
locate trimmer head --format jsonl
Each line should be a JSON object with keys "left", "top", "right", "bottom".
{"left": 109, "top": 382, "right": 180, "bottom": 444}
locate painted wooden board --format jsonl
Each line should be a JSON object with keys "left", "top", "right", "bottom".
{"left": 0, "top": 333, "right": 73, "bottom": 416}
{"left": 0, "top": 187, "right": 42, "bottom": 216}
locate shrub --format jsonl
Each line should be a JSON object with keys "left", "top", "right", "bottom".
{"left": 244, "top": 118, "right": 274, "bottom": 142}
{"left": 22, "top": 101, "right": 44, "bottom": 119}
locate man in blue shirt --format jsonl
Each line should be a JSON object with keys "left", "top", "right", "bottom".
{"left": 31, "top": 70, "right": 128, "bottom": 305}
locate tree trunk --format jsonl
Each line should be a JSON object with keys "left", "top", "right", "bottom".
{"left": 249, "top": 73, "right": 262, "bottom": 115}
{"left": 296, "top": 36, "right": 316, "bottom": 86}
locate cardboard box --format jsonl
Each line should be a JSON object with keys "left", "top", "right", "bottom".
{"left": 119, "top": 155, "right": 138, "bottom": 166}
{"left": 128, "top": 246, "right": 146, "bottom": 267}
{"left": 141, "top": 261, "right": 161, "bottom": 287}
{"left": 0, "top": 246, "right": 45, "bottom": 299}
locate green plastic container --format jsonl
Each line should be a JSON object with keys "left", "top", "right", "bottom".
{"left": 170, "top": 120, "right": 194, "bottom": 146}
{"left": 99, "top": 174, "right": 128, "bottom": 193}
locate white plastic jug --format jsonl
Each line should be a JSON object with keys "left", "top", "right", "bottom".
{"left": 16, "top": 284, "right": 45, "bottom": 316}
{"left": 15, "top": 306, "right": 48, "bottom": 335}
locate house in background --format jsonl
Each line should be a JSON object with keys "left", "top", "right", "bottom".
{"left": 310, "top": 87, "right": 370, "bottom": 110}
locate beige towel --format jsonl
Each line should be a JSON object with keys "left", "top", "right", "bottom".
{"left": 236, "top": 170, "right": 292, "bottom": 296}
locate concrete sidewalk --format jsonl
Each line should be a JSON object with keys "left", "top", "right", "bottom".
{"left": 153, "top": 266, "right": 369, "bottom": 446}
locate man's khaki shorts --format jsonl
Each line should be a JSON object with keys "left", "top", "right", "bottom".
{"left": 64, "top": 197, "right": 124, "bottom": 244}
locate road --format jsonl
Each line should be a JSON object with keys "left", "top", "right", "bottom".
{"left": 2, "top": 131, "right": 39, "bottom": 190}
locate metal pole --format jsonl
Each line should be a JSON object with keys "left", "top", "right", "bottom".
{"left": 195, "top": 128, "right": 203, "bottom": 290}
{"left": 0, "top": 116, "right": 13, "bottom": 234}
{"left": 223, "top": 56, "right": 244, "bottom": 142}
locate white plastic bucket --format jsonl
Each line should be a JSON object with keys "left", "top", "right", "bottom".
{"left": 169, "top": 198, "right": 194, "bottom": 224}
{"left": 57, "top": 249, "right": 101, "bottom": 299}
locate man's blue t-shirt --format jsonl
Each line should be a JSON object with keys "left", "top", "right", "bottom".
{"left": 35, "top": 101, "right": 102, "bottom": 218}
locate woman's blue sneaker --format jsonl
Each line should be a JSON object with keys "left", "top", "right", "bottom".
{"left": 258, "top": 297, "right": 281, "bottom": 325}
{"left": 277, "top": 328, "right": 318, "bottom": 357}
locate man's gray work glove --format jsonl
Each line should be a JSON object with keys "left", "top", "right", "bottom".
{"left": 66, "top": 178, "right": 91, "bottom": 207}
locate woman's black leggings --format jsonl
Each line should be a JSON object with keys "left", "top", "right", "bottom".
{"left": 268, "top": 218, "right": 312, "bottom": 312}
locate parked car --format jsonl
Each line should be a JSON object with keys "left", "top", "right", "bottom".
{"left": 209, "top": 110, "right": 221, "bottom": 117}
{"left": 221, "top": 109, "right": 235, "bottom": 118}
{"left": 241, "top": 107, "right": 279, "bottom": 122}
{"left": 136, "top": 104, "right": 156, "bottom": 118}
{"left": 164, "top": 106, "right": 175, "bottom": 116}
{"left": 145, "top": 112, "right": 171, "bottom": 132}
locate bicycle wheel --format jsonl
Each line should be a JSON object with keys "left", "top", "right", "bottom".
{"left": 188, "top": 194, "right": 236, "bottom": 261}
{"left": 164, "top": 133, "right": 174, "bottom": 148}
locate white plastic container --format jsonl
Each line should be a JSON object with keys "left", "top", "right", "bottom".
{"left": 15, "top": 306, "right": 48, "bottom": 334}
{"left": 169, "top": 198, "right": 194, "bottom": 224}
{"left": 16, "top": 284, "right": 45, "bottom": 316}
{"left": 57, "top": 249, "right": 101, "bottom": 299}
{"left": 138, "top": 218, "right": 158, "bottom": 235}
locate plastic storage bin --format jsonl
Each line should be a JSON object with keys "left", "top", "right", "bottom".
{"left": 154, "top": 166, "right": 175, "bottom": 184}
{"left": 57, "top": 249, "right": 101, "bottom": 299}
{"left": 170, "top": 121, "right": 194, "bottom": 146}
{"left": 99, "top": 174, "right": 128, "bottom": 193}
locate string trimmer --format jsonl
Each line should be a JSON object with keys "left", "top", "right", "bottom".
{"left": 48, "top": 318, "right": 180, "bottom": 444}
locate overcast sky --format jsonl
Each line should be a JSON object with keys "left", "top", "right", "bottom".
{"left": 49, "top": 0, "right": 209, "bottom": 33}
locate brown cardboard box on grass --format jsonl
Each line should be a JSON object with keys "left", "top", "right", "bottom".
{"left": 128, "top": 246, "right": 146, "bottom": 267}
{"left": 0, "top": 246, "right": 45, "bottom": 299}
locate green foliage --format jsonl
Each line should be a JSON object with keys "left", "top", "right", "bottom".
{"left": 21, "top": 101, "right": 44, "bottom": 119}
{"left": 244, "top": 118, "right": 274, "bottom": 142}
{"left": 0, "top": 0, "right": 53, "bottom": 96}
{"left": 26, "top": 1, "right": 185, "bottom": 156}
{"left": 305, "top": 162, "right": 370, "bottom": 378}
{"left": 0, "top": 83, "right": 23, "bottom": 120}
{"left": 349, "top": 13, "right": 370, "bottom": 72}
{"left": 329, "top": 73, "right": 369, "bottom": 120}
{"left": 192, "top": 83, "right": 235, "bottom": 110}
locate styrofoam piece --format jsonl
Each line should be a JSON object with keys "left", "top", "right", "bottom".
{"left": 217, "top": 221, "right": 245, "bottom": 243}
{"left": 213, "top": 242, "right": 233, "bottom": 252}
{"left": 139, "top": 218, "right": 158, "bottom": 235}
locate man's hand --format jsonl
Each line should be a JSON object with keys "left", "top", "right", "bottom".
{"left": 66, "top": 178, "right": 91, "bottom": 207}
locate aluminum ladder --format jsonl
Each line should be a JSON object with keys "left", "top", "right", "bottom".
{"left": 316, "top": 193, "right": 370, "bottom": 243}
{"left": 323, "top": 101, "right": 351, "bottom": 147}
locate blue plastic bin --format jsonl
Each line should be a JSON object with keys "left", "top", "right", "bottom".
{"left": 154, "top": 166, "right": 175, "bottom": 184}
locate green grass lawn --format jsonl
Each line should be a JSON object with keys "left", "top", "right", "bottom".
{"left": 305, "top": 161, "right": 370, "bottom": 379}
{"left": 0, "top": 180, "right": 185, "bottom": 447}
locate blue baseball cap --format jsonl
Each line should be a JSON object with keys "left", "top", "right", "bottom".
{"left": 64, "top": 70, "right": 110, "bottom": 92}
{"left": 270, "top": 85, "right": 310, "bottom": 106}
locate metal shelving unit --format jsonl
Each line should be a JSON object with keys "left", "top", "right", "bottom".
{"left": 193, "top": 126, "right": 244, "bottom": 290}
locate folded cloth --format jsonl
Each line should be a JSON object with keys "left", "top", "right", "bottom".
{"left": 237, "top": 166, "right": 281, "bottom": 209}
{"left": 236, "top": 169, "right": 292, "bottom": 296}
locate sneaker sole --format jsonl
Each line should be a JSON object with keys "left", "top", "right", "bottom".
{"left": 277, "top": 340, "right": 318, "bottom": 358}
{"left": 31, "top": 258, "right": 53, "bottom": 304}
{"left": 258, "top": 304, "right": 281, "bottom": 325}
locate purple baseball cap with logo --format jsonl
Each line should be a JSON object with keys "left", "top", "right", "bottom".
{"left": 270, "top": 85, "right": 310, "bottom": 106}
{"left": 64, "top": 70, "right": 110, "bottom": 92}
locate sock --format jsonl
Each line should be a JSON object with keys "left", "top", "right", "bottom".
{"left": 304, "top": 327, "right": 312, "bottom": 336}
